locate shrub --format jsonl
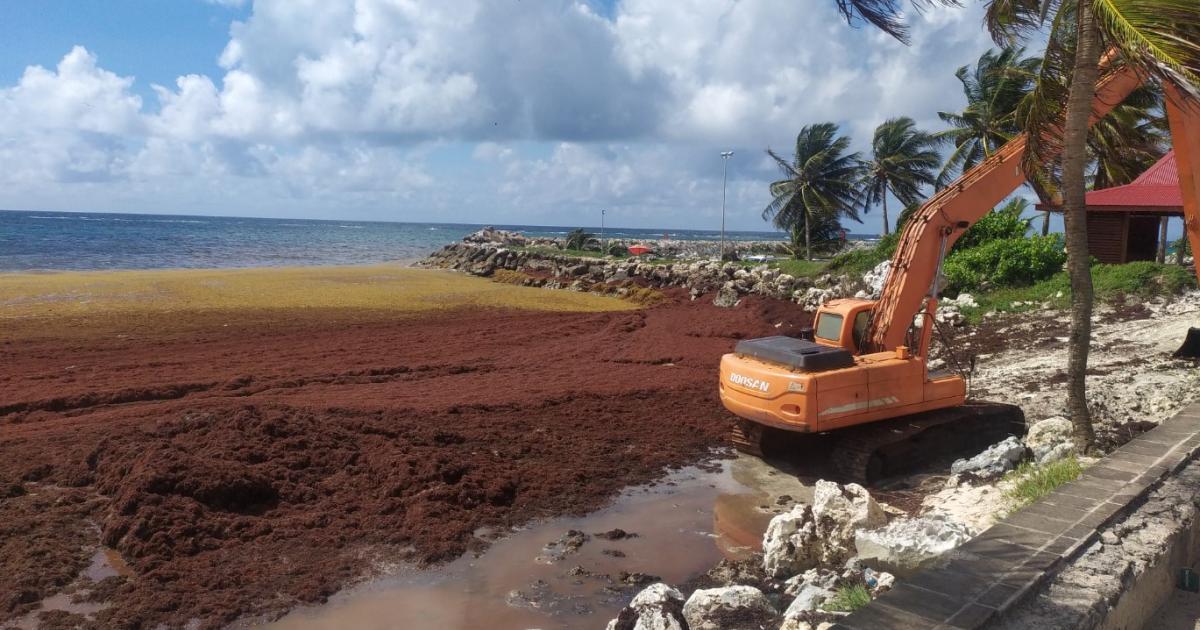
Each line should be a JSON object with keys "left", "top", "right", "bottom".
{"left": 822, "top": 585, "right": 872, "bottom": 612}
{"left": 953, "top": 199, "right": 1033, "bottom": 252}
{"left": 943, "top": 235, "right": 1065, "bottom": 291}
{"left": 1091, "top": 261, "right": 1198, "bottom": 296}
{"left": 1004, "top": 456, "right": 1082, "bottom": 511}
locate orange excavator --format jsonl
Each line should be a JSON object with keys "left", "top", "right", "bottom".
{"left": 719, "top": 64, "right": 1200, "bottom": 481}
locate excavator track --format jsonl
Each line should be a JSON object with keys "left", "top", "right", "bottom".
{"left": 730, "top": 420, "right": 766, "bottom": 457}
{"left": 829, "top": 402, "right": 1026, "bottom": 485}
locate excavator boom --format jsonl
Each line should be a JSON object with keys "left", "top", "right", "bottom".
{"left": 867, "top": 64, "right": 1146, "bottom": 352}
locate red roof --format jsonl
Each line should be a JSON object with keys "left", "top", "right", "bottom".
{"left": 1086, "top": 150, "right": 1183, "bottom": 209}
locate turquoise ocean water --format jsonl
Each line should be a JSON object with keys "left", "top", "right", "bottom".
{"left": 0, "top": 209, "right": 873, "bottom": 272}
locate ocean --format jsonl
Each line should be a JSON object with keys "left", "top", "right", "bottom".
{"left": 0, "top": 209, "right": 808, "bottom": 272}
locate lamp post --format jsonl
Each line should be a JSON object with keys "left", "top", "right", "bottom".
{"left": 720, "top": 150, "right": 734, "bottom": 260}
{"left": 601, "top": 208, "right": 606, "bottom": 255}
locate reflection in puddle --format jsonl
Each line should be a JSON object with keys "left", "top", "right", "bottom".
{"left": 269, "top": 456, "right": 811, "bottom": 630}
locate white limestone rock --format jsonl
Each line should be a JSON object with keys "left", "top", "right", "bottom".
{"left": 854, "top": 515, "right": 974, "bottom": 573}
{"left": 950, "top": 436, "right": 1027, "bottom": 479}
{"left": 682, "top": 586, "right": 775, "bottom": 630}
{"left": 1025, "top": 416, "right": 1076, "bottom": 465}
{"left": 783, "top": 568, "right": 840, "bottom": 612}
{"left": 861, "top": 260, "right": 891, "bottom": 299}
{"left": 763, "top": 504, "right": 820, "bottom": 578}
{"left": 713, "top": 282, "right": 740, "bottom": 308}
{"left": 604, "top": 583, "right": 687, "bottom": 630}
{"left": 811, "top": 480, "right": 887, "bottom": 565}
{"left": 763, "top": 481, "right": 886, "bottom": 578}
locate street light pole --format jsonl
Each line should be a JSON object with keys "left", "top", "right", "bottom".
{"left": 720, "top": 150, "right": 734, "bottom": 260}
{"left": 601, "top": 208, "right": 606, "bottom": 255}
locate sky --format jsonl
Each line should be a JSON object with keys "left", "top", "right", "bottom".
{"left": 0, "top": 0, "right": 1033, "bottom": 233}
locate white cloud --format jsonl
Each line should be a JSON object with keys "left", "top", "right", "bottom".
{"left": 0, "top": 1, "right": 1001, "bottom": 232}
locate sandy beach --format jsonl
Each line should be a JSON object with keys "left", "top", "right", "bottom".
{"left": 0, "top": 265, "right": 811, "bottom": 628}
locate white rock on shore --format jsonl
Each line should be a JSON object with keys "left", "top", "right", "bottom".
{"left": 950, "top": 436, "right": 1026, "bottom": 479}
{"left": 682, "top": 586, "right": 775, "bottom": 630}
{"left": 763, "top": 480, "right": 886, "bottom": 577}
{"left": 854, "top": 515, "right": 974, "bottom": 573}
{"left": 1025, "top": 416, "right": 1076, "bottom": 465}
{"left": 604, "top": 583, "right": 687, "bottom": 630}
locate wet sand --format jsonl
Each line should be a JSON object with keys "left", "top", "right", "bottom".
{"left": 0, "top": 266, "right": 812, "bottom": 628}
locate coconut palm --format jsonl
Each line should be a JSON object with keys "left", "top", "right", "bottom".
{"left": 832, "top": 0, "right": 1200, "bottom": 452}
{"left": 763, "top": 123, "right": 863, "bottom": 260}
{"left": 859, "top": 117, "right": 941, "bottom": 236}
{"left": 1088, "top": 85, "right": 1169, "bottom": 190}
{"left": 935, "top": 48, "right": 1041, "bottom": 187}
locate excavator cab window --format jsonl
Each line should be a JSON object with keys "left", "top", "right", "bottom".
{"left": 851, "top": 311, "right": 870, "bottom": 352}
{"left": 814, "top": 313, "right": 843, "bottom": 342}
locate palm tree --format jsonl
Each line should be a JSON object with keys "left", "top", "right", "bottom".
{"left": 1088, "top": 85, "right": 1169, "bottom": 190}
{"left": 859, "top": 117, "right": 940, "bottom": 236}
{"left": 763, "top": 123, "right": 863, "bottom": 260}
{"left": 832, "top": 0, "right": 1200, "bottom": 453}
{"left": 935, "top": 48, "right": 1041, "bottom": 187}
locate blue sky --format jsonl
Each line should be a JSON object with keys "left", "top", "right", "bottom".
{"left": 0, "top": 0, "right": 1094, "bottom": 235}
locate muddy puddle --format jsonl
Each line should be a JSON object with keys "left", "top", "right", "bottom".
{"left": 5, "top": 547, "right": 133, "bottom": 630}
{"left": 266, "top": 455, "right": 810, "bottom": 630}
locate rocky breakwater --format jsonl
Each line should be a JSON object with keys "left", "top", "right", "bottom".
{"left": 419, "top": 228, "right": 865, "bottom": 309}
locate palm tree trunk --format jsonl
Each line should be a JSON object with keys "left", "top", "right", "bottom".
{"left": 1061, "top": 0, "right": 1102, "bottom": 453}
{"left": 1157, "top": 217, "right": 1168, "bottom": 264}
{"left": 882, "top": 192, "right": 890, "bottom": 237}
{"left": 805, "top": 211, "right": 813, "bottom": 260}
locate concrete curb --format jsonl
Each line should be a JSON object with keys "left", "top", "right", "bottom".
{"left": 833, "top": 402, "right": 1200, "bottom": 629}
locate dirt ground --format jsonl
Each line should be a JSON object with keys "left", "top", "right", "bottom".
{"left": 0, "top": 283, "right": 811, "bottom": 628}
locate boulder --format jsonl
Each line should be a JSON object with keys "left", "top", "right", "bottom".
{"left": 763, "top": 481, "right": 885, "bottom": 577}
{"left": 950, "top": 436, "right": 1026, "bottom": 480}
{"left": 810, "top": 481, "right": 886, "bottom": 565}
{"left": 799, "top": 287, "right": 834, "bottom": 311}
{"left": 713, "top": 282, "right": 740, "bottom": 308}
{"left": 463, "top": 226, "right": 527, "bottom": 246}
{"left": 763, "top": 504, "right": 821, "bottom": 578}
{"left": 1025, "top": 416, "right": 1076, "bottom": 465}
{"left": 854, "top": 515, "right": 974, "bottom": 573}
{"left": 783, "top": 568, "right": 840, "bottom": 611}
{"left": 605, "top": 583, "right": 687, "bottom": 630}
{"left": 861, "top": 260, "right": 891, "bottom": 299}
{"left": 682, "top": 586, "right": 776, "bottom": 630}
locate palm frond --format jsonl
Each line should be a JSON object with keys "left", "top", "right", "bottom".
{"left": 1090, "top": 0, "right": 1200, "bottom": 93}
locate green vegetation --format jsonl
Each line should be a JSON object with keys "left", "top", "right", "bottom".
{"left": 943, "top": 235, "right": 1066, "bottom": 292}
{"left": 1004, "top": 457, "right": 1082, "bottom": 511}
{"left": 822, "top": 585, "right": 872, "bottom": 613}
{"left": 960, "top": 261, "right": 1197, "bottom": 322}
{"left": 565, "top": 228, "right": 598, "bottom": 251}
{"left": 771, "top": 258, "right": 829, "bottom": 278}
{"left": 954, "top": 199, "right": 1033, "bottom": 250}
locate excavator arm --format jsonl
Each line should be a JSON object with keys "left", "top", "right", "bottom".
{"left": 866, "top": 64, "right": 1149, "bottom": 352}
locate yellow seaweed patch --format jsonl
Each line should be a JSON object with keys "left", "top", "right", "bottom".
{"left": 0, "top": 265, "right": 636, "bottom": 340}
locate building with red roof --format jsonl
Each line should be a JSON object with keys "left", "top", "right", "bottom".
{"left": 1042, "top": 150, "right": 1184, "bottom": 263}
